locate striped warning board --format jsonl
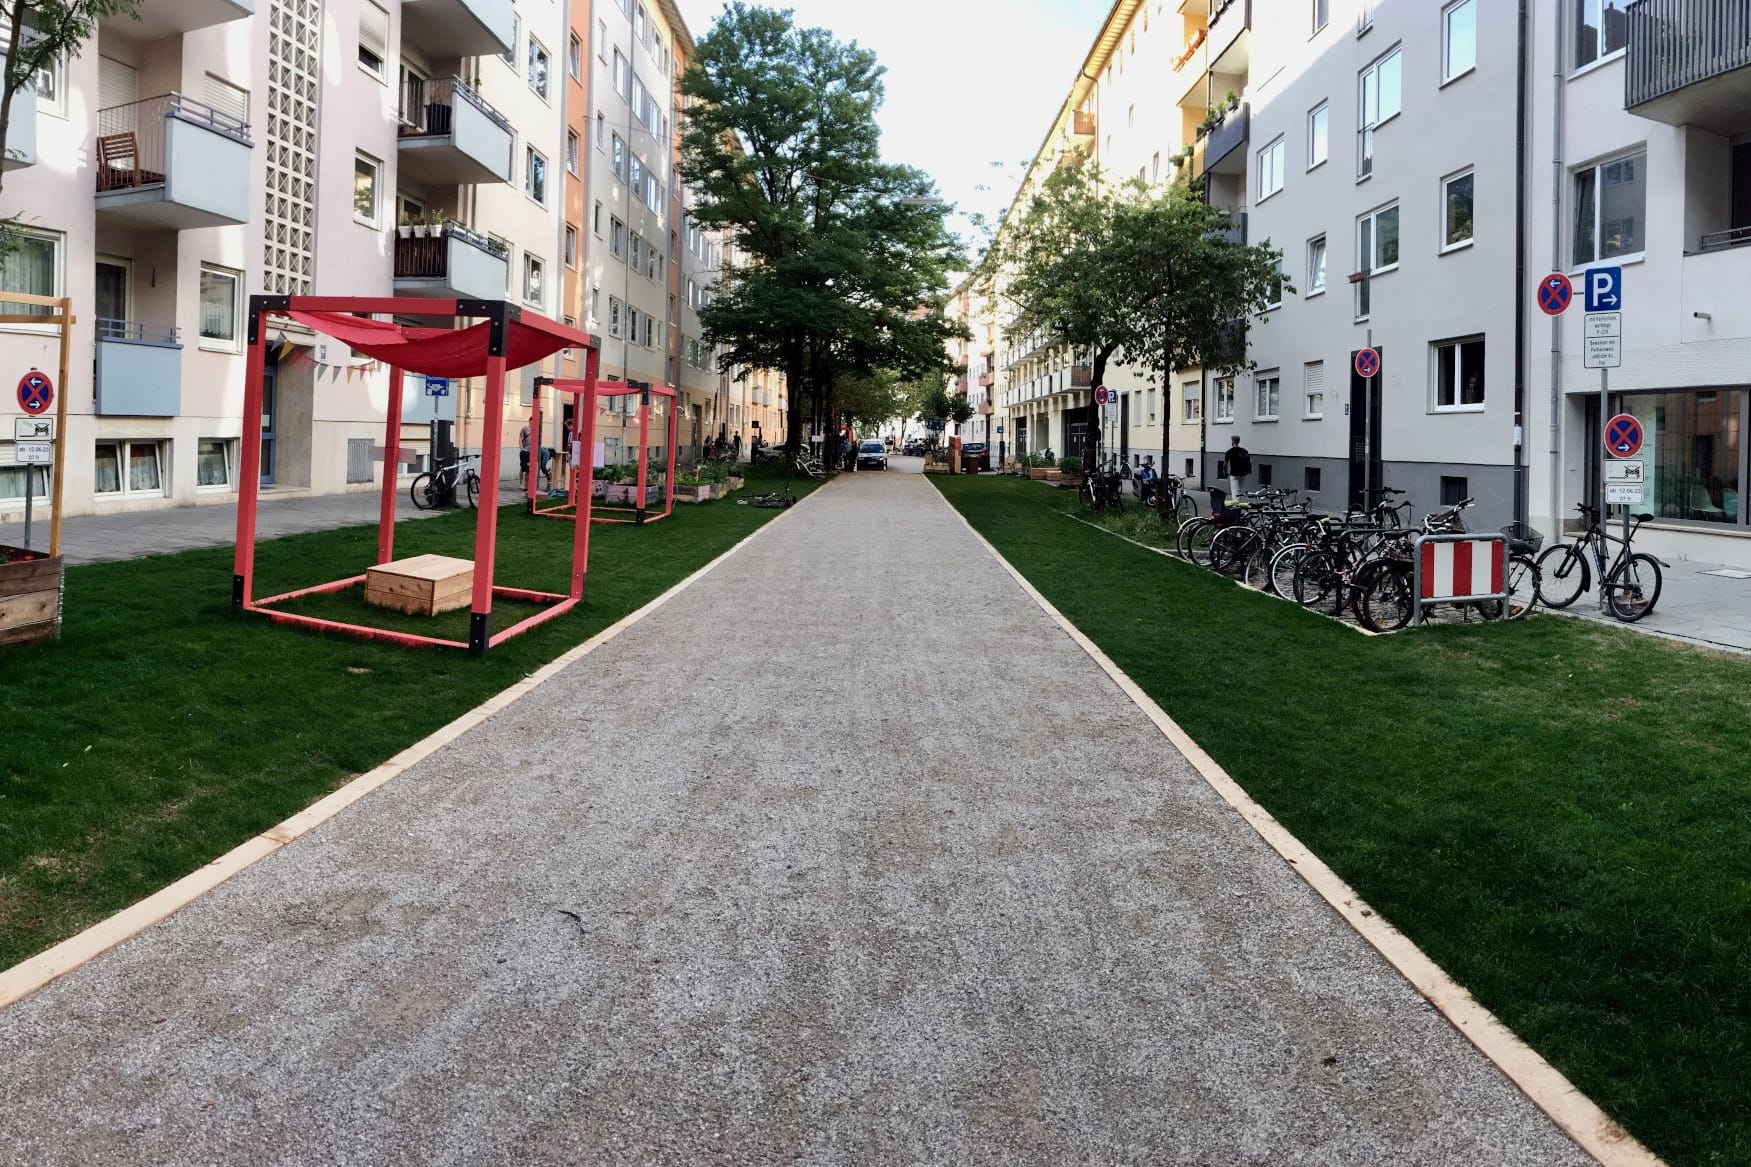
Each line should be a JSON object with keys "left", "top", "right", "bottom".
{"left": 1419, "top": 536, "right": 1504, "bottom": 601}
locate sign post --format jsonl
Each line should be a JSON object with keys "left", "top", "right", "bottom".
{"left": 1584, "top": 266, "right": 1624, "bottom": 595}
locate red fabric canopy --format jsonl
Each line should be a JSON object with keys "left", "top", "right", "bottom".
{"left": 286, "top": 310, "right": 594, "bottom": 379}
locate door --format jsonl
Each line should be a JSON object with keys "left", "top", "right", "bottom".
{"left": 1347, "top": 347, "right": 1384, "bottom": 510}
{"left": 94, "top": 259, "right": 128, "bottom": 337}
{"left": 1732, "top": 142, "right": 1751, "bottom": 233}
{"left": 260, "top": 361, "right": 278, "bottom": 484}
{"left": 1015, "top": 417, "right": 1027, "bottom": 458}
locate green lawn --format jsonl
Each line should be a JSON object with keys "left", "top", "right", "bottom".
{"left": 934, "top": 473, "right": 1751, "bottom": 1167}
{"left": 0, "top": 470, "right": 813, "bottom": 971}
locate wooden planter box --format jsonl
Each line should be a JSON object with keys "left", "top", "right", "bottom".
{"left": 1028, "top": 467, "right": 1053, "bottom": 480}
{"left": 922, "top": 463, "right": 951, "bottom": 475}
{"left": 676, "top": 483, "right": 715, "bottom": 503}
{"left": 725, "top": 475, "right": 745, "bottom": 492}
{"left": 364, "top": 554, "right": 474, "bottom": 617}
{"left": 1057, "top": 474, "right": 1083, "bottom": 488}
{"left": 0, "top": 547, "right": 62, "bottom": 647}
{"left": 604, "top": 483, "right": 663, "bottom": 506}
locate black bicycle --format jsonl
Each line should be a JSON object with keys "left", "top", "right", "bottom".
{"left": 410, "top": 452, "right": 481, "bottom": 510}
{"left": 738, "top": 489, "right": 795, "bottom": 509}
{"left": 1536, "top": 503, "right": 1664, "bottom": 622}
{"left": 1080, "top": 455, "right": 1127, "bottom": 512}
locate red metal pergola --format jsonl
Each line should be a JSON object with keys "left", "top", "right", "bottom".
{"left": 231, "top": 295, "right": 600, "bottom": 655}
{"left": 525, "top": 375, "right": 679, "bottom": 526}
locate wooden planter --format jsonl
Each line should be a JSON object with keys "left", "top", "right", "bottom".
{"left": 676, "top": 483, "right": 715, "bottom": 503}
{"left": 604, "top": 483, "right": 663, "bottom": 506}
{"left": 1057, "top": 474, "right": 1083, "bottom": 488}
{"left": 0, "top": 547, "right": 63, "bottom": 647}
{"left": 364, "top": 554, "right": 473, "bottom": 617}
{"left": 1028, "top": 467, "right": 1053, "bottom": 480}
{"left": 725, "top": 475, "right": 745, "bottom": 492}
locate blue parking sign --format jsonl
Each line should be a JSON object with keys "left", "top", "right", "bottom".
{"left": 1584, "top": 266, "right": 1622, "bottom": 312}
{"left": 425, "top": 376, "right": 450, "bottom": 397}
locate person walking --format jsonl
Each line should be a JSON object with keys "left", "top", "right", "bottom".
{"left": 518, "top": 423, "right": 531, "bottom": 488}
{"left": 1224, "top": 435, "right": 1251, "bottom": 497}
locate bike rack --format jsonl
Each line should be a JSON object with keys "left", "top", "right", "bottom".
{"left": 1409, "top": 532, "right": 1508, "bottom": 627}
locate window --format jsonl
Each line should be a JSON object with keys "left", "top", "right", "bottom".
{"left": 590, "top": 287, "right": 601, "bottom": 324}
{"left": 629, "top": 153, "right": 643, "bottom": 191}
{"left": 198, "top": 265, "right": 241, "bottom": 350}
{"left": 524, "top": 147, "right": 547, "bottom": 205}
{"left": 1443, "top": 0, "right": 1476, "bottom": 82}
{"left": 1358, "top": 48, "right": 1402, "bottom": 177}
{"left": 569, "top": 33, "right": 582, "bottom": 80}
{"left": 1617, "top": 389, "right": 1744, "bottom": 525}
{"left": 504, "top": 14, "right": 519, "bottom": 66}
{"left": 33, "top": 51, "right": 64, "bottom": 118}
{"left": 1313, "top": 0, "right": 1328, "bottom": 33}
{"left": 1573, "top": 151, "right": 1645, "bottom": 264}
{"left": 611, "top": 133, "right": 625, "bottom": 180}
{"left": 1303, "top": 361, "right": 1325, "bottom": 418}
{"left": 1434, "top": 337, "right": 1485, "bottom": 409}
{"left": 0, "top": 228, "right": 61, "bottom": 316}
{"left": 1308, "top": 102, "right": 1328, "bottom": 168}
{"left": 598, "top": 19, "right": 607, "bottom": 61}
{"left": 204, "top": 75, "right": 249, "bottom": 125}
{"left": 198, "top": 439, "right": 233, "bottom": 488}
{"left": 1258, "top": 463, "right": 1273, "bottom": 486}
{"left": 1183, "top": 380, "right": 1200, "bottom": 422}
{"left": 566, "top": 130, "right": 579, "bottom": 174}
{"left": 1265, "top": 257, "right": 1284, "bottom": 309}
{"left": 1152, "top": 151, "right": 1160, "bottom": 181}
{"left": 593, "top": 201, "right": 603, "bottom": 236}
{"left": 1257, "top": 137, "right": 1285, "bottom": 200}
{"left": 1356, "top": 202, "right": 1399, "bottom": 318}
{"left": 1442, "top": 169, "right": 1474, "bottom": 250}
{"left": 524, "top": 254, "right": 544, "bottom": 306}
{"left": 353, "top": 153, "right": 380, "bottom": 226}
{"left": 1575, "top": 0, "right": 1628, "bottom": 70}
{"left": 613, "top": 50, "right": 630, "bottom": 100}
{"left": 1307, "top": 235, "right": 1327, "bottom": 294}
{"left": 610, "top": 217, "right": 625, "bottom": 256}
{"left": 596, "top": 112, "right": 606, "bottom": 150}
{"left": 1214, "top": 376, "right": 1235, "bottom": 422}
{"left": 1147, "top": 387, "right": 1157, "bottom": 422}
{"left": 1305, "top": 466, "right": 1322, "bottom": 493}
{"left": 1440, "top": 475, "right": 1470, "bottom": 506}
{"left": 528, "top": 37, "right": 550, "bottom": 99}
{"left": 564, "top": 225, "right": 578, "bottom": 267}
{"left": 1255, "top": 370, "right": 1281, "bottom": 420}
{"left": 358, "top": 1, "right": 387, "bottom": 78}
{"left": 0, "top": 458, "right": 47, "bottom": 502}
{"left": 93, "top": 441, "right": 165, "bottom": 497}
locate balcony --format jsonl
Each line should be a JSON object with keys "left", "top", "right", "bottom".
{"left": 1071, "top": 110, "right": 1096, "bottom": 137}
{"left": 1212, "top": 211, "right": 1248, "bottom": 245}
{"left": 394, "top": 223, "right": 510, "bottom": 300}
{"left": 1070, "top": 366, "right": 1092, "bottom": 388}
{"left": 1625, "top": 0, "right": 1751, "bottom": 135}
{"left": 1200, "top": 102, "right": 1248, "bottom": 176}
{"left": 397, "top": 76, "right": 514, "bottom": 187}
{"left": 1207, "top": 0, "right": 1252, "bottom": 77}
{"left": 3, "top": 75, "right": 34, "bottom": 170}
{"left": 94, "top": 93, "right": 251, "bottom": 230}
{"left": 977, "top": 372, "right": 995, "bottom": 387}
{"left": 100, "top": 0, "right": 251, "bottom": 40}
{"left": 95, "top": 320, "right": 181, "bottom": 417}
{"left": 401, "top": 0, "right": 514, "bottom": 60}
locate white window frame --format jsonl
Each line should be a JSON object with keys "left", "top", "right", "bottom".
{"left": 1303, "top": 361, "right": 1325, "bottom": 419}
{"left": 1313, "top": 0, "right": 1329, "bottom": 34}
{"left": 1308, "top": 102, "right": 1328, "bottom": 169}
{"left": 609, "top": 297, "right": 623, "bottom": 337}
{"left": 1257, "top": 136, "right": 1285, "bottom": 202}
{"left": 0, "top": 455, "right": 49, "bottom": 501}
{"left": 1572, "top": 150, "right": 1646, "bottom": 267}
{"left": 504, "top": 14, "right": 519, "bottom": 67}
{"left": 197, "top": 438, "right": 235, "bottom": 491}
{"left": 566, "top": 130, "right": 579, "bottom": 175}
{"left": 1183, "top": 381, "right": 1201, "bottom": 423}
{"left": 569, "top": 33, "right": 582, "bottom": 81}
{"left": 598, "top": 19, "right": 608, "bottom": 61}
{"left": 1213, "top": 376, "right": 1235, "bottom": 423}
{"left": 353, "top": 152, "right": 381, "bottom": 227}
{"left": 1441, "top": 167, "right": 1475, "bottom": 253}
{"left": 1254, "top": 370, "right": 1281, "bottom": 421}
{"left": 93, "top": 440, "right": 168, "bottom": 498}
{"left": 1573, "top": 0, "right": 1629, "bottom": 73}
{"left": 1432, "top": 335, "right": 1486, "bottom": 412}
{"left": 525, "top": 146, "right": 547, "bottom": 206}
{"left": 1357, "top": 46, "right": 1402, "bottom": 179}
{"left": 1307, "top": 234, "right": 1327, "bottom": 296}
{"left": 32, "top": 50, "right": 66, "bottom": 119}
{"left": 564, "top": 225, "right": 578, "bottom": 268}
{"left": 0, "top": 227, "right": 63, "bottom": 334}
{"left": 1355, "top": 201, "right": 1399, "bottom": 320}
{"left": 197, "top": 263, "right": 242, "bottom": 353}
{"left": 524, "top": 254, "right": 544, "bottom": 307}
{"left": 528, "top": 35, "right": 550, "bottom": 101}
{"left": 358, "top": 1, "right": 388, "bottom": 81}
{"left": 1442, "top": 0, "right": 1476, "bottom": 84}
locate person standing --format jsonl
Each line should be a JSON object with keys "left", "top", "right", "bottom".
{"left": 1224, "top": 434, "right": 1251, "bottom": 497}
{"left": 518, "top": 422, "right": 531, "bottom": 488}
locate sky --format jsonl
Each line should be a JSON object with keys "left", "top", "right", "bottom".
{"left": 670, "top": 0, "right": 1117, "bottom": 252}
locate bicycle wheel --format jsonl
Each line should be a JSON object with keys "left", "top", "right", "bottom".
{"left": 1292, "top": 549, "right": 1340, "bottom": 610}
{"left": 1270, "top": 544, "right": 1308, "bottom": 599}
{"left": 1187, "top": 520, "right": 1219, "bottom": 567}
{"left": 1535, "top": 545, "right": 1588, "bottom": 608}
{"left": 1357, "top": 561, "right": 1414, "bottom": 632}
{"left": 410, "top": 473, "right": 437, "bottom": 510}
{"left": 1176, "top": 491, "right": 1199, "bottom": 520}
{"left": 1079, "top": 478, "right": 1097, "bottom": 510}
{"left": 1175, "top": 516, "right": 1207, "bottom": 559}
{"left": 1213, "top": 528, "right": 1260, "bottom": 578}
{"left": 1606, "top": 553, "right": 1662, "bottom": 622}
{"left": 1503, "top": 552, "right": 1539, "bottom": 620}
{"left": 1241, "top": 542, "right": 1274, "bottom": 591}
{"left": 464, "top": 470, "right": 479, "bottom": 509}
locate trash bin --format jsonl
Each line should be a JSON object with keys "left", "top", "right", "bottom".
{"left": 961, "top": 442, "right": 988, "bottom": 473}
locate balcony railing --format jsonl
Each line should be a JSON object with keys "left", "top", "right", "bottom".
{"left": 95, "top": 318, "right": 182, "bottom": 417}
{"left": 393, "top": 221, "right": 508, "bottom": 279}
{"left": 97, "top": 318, "right": 179, "bottom": 344}
{"left": 1071, "top": 110, "right": 1095, "bottom": 136}
{"left": 1698, "top": 224, "right": 1751, "bottom": 252}
{"left": 1625, "top": 0, "right": 1751, "bottom": 111}
{"left": 96, "top": 93, "right": 250, "bottom": 193}
{"left": 399, "top": 74, "right": 511, "bottom": 137}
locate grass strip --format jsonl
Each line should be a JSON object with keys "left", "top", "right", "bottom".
{"left": 0, "top": 469, "right": 814, "bottom": 970}
{"left": 935, "top": 473, "right": 1750, "bottom": 1167}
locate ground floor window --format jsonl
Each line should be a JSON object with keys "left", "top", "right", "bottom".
{"left": 95, "top": 440, "right": 167, "bottom": 497}
{"left": 0, "top": 459, "right": 49, "bottom": 500}
{"left": 197, "top": 439, "right": 234, "bottom": 489}
{"left": 1616, "top": 388, "right": 1744, "bottom": 526}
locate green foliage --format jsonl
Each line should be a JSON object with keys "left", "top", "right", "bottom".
{"left": 1057, "top": 456, "right": 1082, "bottom": 474}
{"left": 992, "top": 158, "right": 1284, "bottom": 394}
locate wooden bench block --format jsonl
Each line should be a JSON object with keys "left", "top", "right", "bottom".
{"left": 0, "top": 551, "right": 61, "bottom": 647}
{"left": 364, "top": 554, "right": 475, "bottom": 617}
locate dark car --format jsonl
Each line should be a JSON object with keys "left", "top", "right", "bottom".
{"left": 856, "top": 439, "right": 888, "bottom": 470}
{"left": 902, "top": 438, "right": 929, "bottom": 457}
{"left": 960, "top": 442, "right": 989, "bottom": 473}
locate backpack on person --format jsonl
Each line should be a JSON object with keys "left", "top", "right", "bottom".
{"left": 1228, "top": 447, "right": 1252, "bottom": 477}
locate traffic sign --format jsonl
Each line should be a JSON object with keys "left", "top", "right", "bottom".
{"left": 1536, "top": 272, "right": 1573, "bottom": 316}
{"left": 1604, "top": 413, "right": 1643, "bottom": 458}
{"left": 15, "top": 441, "right": 51, "bottom": 464}
{"left": 1094, "top": 385, "right": 1113, "bottom": 405}
{"left": 1354, "top": 347, "right": 1381, "bottom": 379}
{"left": 424, "top": 376, "right": 450, "bottom": 397}
{"left": 1584, "top": 265, "right": 1623, "bottom": 312}
{"left": 1605, "top": 459, "right": 1644, "bottom": 484}
{"left": 16, "top": 370, "right": 53, "bottom": 415}
{"left": 13, "top": 416, "right": 53, "bottom": 441}
{"left": 995, "top": 425, "right": 1004, "bottom": 435}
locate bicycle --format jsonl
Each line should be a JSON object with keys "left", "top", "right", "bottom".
{"left": 1153, "top": 473, "right": 1199, "bottom": 525}
{"left": 1080, "top": 455, "right": 1127, "bottom": 513}
{"left": 410, "top": 452, "right": 481, "bottom": 510}
{"left": 793, "top": 449, "right": 825, "bottom": 480}
{"left": 1535, "top": 504, "right": 1665, "bottom": 622}
{"left": 738, "top": 489, "right": 795, "bottom": 509}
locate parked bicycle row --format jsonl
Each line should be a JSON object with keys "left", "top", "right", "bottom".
{"left": 1066, "top": 455, "right": 1664, "bottom": 631}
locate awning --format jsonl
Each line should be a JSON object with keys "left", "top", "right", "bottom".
{"left": 285, "top": 310, "right": 597, "bottom": 379}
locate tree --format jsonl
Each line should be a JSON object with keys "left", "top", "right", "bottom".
{"left": 993, "top": 159, "right": 1284, "bottom": 466}
{"left": 1, "top": 0, "right": 139, "bottom": 237}
{"left": 678, "top": 3, "right": 963, "bottom": 453}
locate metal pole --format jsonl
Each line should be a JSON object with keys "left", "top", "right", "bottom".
{"left": 21, "top": 462, "right": 32, "bottom": 550}
{"left": 1598, "top": 365, "right": 1609, "bottom": 607}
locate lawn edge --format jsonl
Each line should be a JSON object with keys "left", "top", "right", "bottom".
{"left": 0, "top": 482, "right": 826, "bottom": 1011}
{"left": 930, "top": 478, "right": 1663, "bottom": 1167}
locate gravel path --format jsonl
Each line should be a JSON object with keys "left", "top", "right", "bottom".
{"left": 0, "top": 472, "right": 1592, "bottom": 1165}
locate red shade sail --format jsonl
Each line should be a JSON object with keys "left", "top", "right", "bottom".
{"left": 286, "top": 310, "right": 595, "bottom": 379}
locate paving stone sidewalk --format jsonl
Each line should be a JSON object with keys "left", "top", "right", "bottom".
{"left": 0, "top": 472, "right": 1593, "bottom": 1165}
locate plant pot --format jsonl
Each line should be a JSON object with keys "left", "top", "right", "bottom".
{"left": 398, "top": 225, "right": 413, "bottom": 239}
{"left": 412, "top": 225, "right": 430, "bottom": 239}
{"left": 0, "top": 546, "right": 62, "bottom": 647}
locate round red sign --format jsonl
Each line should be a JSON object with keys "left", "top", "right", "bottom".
{"left": 1354, "top": 347, "right": 1381, "bottom": 379}
{"left": 16, "top": 370, "right": 53, "bottom": 416}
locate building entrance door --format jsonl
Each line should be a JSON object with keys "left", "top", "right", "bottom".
{"left": 260, "top": 361, "right": 278, "bottom": 484}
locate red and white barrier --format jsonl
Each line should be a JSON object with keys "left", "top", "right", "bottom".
{"left": 1418, "top": 535, "right": 1504, "bottom": 601}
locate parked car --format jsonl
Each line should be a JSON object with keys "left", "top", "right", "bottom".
{"left": 960, "top": 442, "right": 989, "bottom": 473}
{"left": 902, "top": 438, "right": 929, "bottom": 457}
{"left": 856, "top": 439, "right": 888, "bottom": 470}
